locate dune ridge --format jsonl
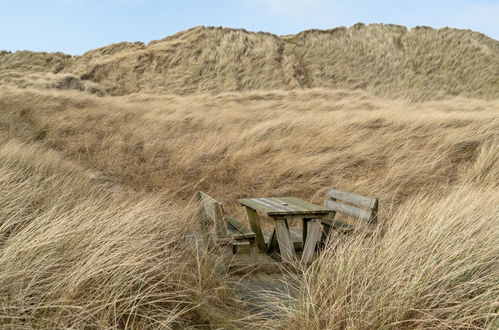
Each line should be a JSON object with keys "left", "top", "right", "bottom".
{"left": 2, "top": 24, "right": 498, "bottom": 100}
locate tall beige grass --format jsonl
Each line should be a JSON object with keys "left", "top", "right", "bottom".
{"left": 1, "top": 87, "right": 496, "bottom": 210}
{"left": 0, "top": 81, "right": 498, "bottom": 327}
{"left": 276, "top": 145, "right": 499, "bottom": 329}
{"left": 2, "top": 24, "right": 498, "bottom": 100}
{"left": 0, "top": 140, "right": 248, "bottom": 328}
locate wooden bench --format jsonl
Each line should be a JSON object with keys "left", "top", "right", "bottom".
{"left": 320, "top": 187, "right": 378, "bottom": 241}
{"left": 196, "top": 191, "right": 257, "bottom": 255}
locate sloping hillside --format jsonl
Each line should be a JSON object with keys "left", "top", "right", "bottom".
{"left": 1, "top": 24, "right": 499, "bottom": 329}
{"left": 1, "top": 24, "right": 498, "bottom": 100}
{"left": 0, "top": 85, "right": 498, "bottom": 328}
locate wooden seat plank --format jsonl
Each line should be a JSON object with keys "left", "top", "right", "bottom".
{"left": 226, "top": 227, "right": 252, "bottom": 241}
{"left": 226, "top": 216, "right": 255, "bottom": 239}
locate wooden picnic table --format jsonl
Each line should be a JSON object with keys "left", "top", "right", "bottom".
{"left": 238, "top": 197, "right": 333, "bottom": 263}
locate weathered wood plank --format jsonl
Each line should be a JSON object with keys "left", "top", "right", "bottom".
{"left": 302, "top": 219, "right": 322, "bottom": 263}
{"left": 212, "top": 201, "right": 229, "bottom": 241}
{"left": 238, "top": 198, "right": 275, "bottom": 213}
{"left": 325, "top": 200, "right": 372, "bottom": 222}
{"left": 274, "top": 219, "right": 296, "bottom": 262}
{"left": 196, "top": 191, "right": 229, "bottom": 242}
{"left": 233, "top": 240, "right": 254, "bottom": 254}
{"left": 245, "top": 207, "right": 266, "bottom": 252}
{"left": 267, "top": 228, "right": 279, "bottom": 253}
{"left": 254, "top": 198, "right": 290, "bottom": 212}
{"left": 239, "top": 197, "right": 333, "bottom": 217}
{"left": 302, "top": 218, "right": 310, "bottom": 245}
{"left": 268, "top": 207, "right": 332, "bottom": 216}
{"left": 276, "top": 198, "right": 311, "bottom": 212}
{"left": 197, "top": 191, "right": 219, "bottom": 220}
{"left": 266, "top": 197, "right": 302, "bottom": 212}
{"left": 197, "top": 191, "right": 218, "bottom": 205}
{"left": 327, "top": 188, "right": 377, "bottom": 209}
{"left": 237, "top": 228, "right": 304, "bottom": 254}
{"left": 249, "top": 241, "right": 258, "bottom": 260}
{"left": 229, "top": 253, "right": 281, "bottom": 274}
{"left": 275, "top": 197, "right": 331, "bottom": 212}
{"left": 225, "top": 216, "right": 255, "bottom": 239}
{"left": 277, "top": 197, "right": 320, "bottom": 211}
{"left": 226, "top": 225, "right": 240, "bottom": 237}
{"left": 265, "top": 229, "right": 303, "bottom": 251}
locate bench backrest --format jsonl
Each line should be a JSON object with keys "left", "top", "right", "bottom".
{"left": 196, "top": 191, "right": 229, "bottom": 242}
{"left": 324, "top": 188, "right": 378, "bottom": 224}
{"left": 196, "top": 191, "right": 256, "bottom": 244}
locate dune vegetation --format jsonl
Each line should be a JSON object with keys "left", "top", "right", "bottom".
{"left": 0, "top": 24, "right": 498, "bottom": 328}
{"left": 2, "top": 24, "right": 498, "bottom": 100}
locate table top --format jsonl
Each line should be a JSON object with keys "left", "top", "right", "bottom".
{"left": 238, "top": 196, "right": 333, "bottom": 217}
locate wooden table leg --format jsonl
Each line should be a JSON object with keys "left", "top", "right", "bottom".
{"left": 274, "top": 218, "right": 297, "bottom": 262}
{"left": 302, "top": 219, "right": 322, "bottom": 264}
{"left": 245, "top": 207, "right": 266, "bottom": 252}
{"left": 267, "top": 228, "right": 278, "bottom": 253}
{"left": 302, "top": 218, "right": 311, "bottom": 245}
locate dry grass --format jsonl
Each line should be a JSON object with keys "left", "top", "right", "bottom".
{"left": 0, "top": 87, "right": 497, "bottom": 212}
{"left": 0, "top": 140, "right": 248, "bottom": 328}
{"left": 278, "top": 148, "right": 499, "bottom": 329}
{"left": 2, "top": 24, "right": 498, "bottom": 100}
{"left": 0, "top": 24, "right": 498, "bottom": 328}
{"left": 0, "top": 85, "right": 497, "bottom": 327}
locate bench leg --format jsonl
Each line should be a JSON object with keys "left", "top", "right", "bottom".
{"left": 249, "top": 239, "right": 258, "bottom": 262}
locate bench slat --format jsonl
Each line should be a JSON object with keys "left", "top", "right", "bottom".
{"left": 226, "top": 216, "right": 256, "bottom": 239}
{"left": 325, "top": 200, "right": 372, "bottom": 222}
{"left": 196, "top": 191, "right": 228, "bottom": 240}
{"left": 327, "top": 188, "right": 377, "bottom": 209}
{"left": 226, "top": 226, "right": 245, "bottom": 240}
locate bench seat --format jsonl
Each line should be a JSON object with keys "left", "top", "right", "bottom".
{"left": 226, "top": 216, "right": 256, "bottom": 240}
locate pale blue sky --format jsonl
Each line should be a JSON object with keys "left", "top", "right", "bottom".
{"left": 1, "top": 0, "right": 498, "bottom": 55}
